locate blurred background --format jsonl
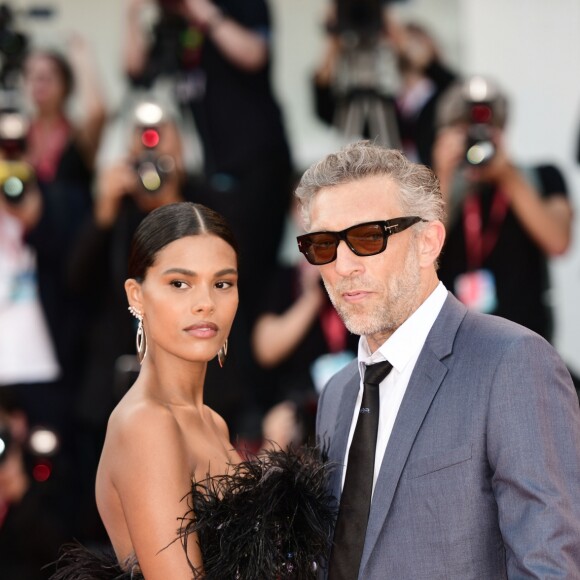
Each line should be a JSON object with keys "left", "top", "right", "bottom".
{"left": 14, "top": 0, "right": 580, "bottom": 372}
{"left": 1, "top": 0, "right": 579, "bottom": 577}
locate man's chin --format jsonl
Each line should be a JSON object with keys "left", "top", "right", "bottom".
{"left": 338, "top": 310, "right": 375, "bottom": 337}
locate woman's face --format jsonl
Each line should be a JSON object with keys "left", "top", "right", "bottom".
{"left": 24, "top": 54, "right": 68, "bottom": 112}
{"left": 128, "top": 234, "right": 239, "bottom": 364}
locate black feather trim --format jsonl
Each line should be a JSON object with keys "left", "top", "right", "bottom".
{"left": 49, "top": 541, "right": 142, "bottom": 580}
{"left": 180, "top": 445, "right": 338, "bottom": 580}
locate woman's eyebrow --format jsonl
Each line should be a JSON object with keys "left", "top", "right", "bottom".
{"left": 161, "top": 267, "right": 238, "bottom": 277}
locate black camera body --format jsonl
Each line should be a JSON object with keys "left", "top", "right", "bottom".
{"left": 334, "top": 0, "right": 384, "bottom": 40}
{"left": 132, "top": 103, "right": 176, "bottom": 194}
{"left": 464, "top": 101, "right": 496, "bottom": 166}
{"left": 0, "top": 3, "right": 54, "bottom": 203}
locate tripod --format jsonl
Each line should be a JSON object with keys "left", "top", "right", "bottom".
{"left": 333, "top": 41, "right": 401, "bottom": 149}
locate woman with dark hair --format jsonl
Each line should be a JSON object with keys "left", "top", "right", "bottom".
{"left": 95, "top": 202, "right": 240, "bottom": 577}
{"left": 24, "top": 40, "right": 106, "bottom": 185}
{"left": 17, "top": 37, "right": 107, "bottom": 425}
{"left": 52, "top": 202, "right": 335, "bottom": 580}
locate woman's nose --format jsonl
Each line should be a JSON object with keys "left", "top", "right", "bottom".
{"left": 192, "top": 286, "right": 215, "bottom": 313}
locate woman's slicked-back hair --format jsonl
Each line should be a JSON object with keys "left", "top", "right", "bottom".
{"left": 294, "top": 140, "right": 446, "bottom": 230}
{"left": 128, "top": 202, "right": 239, "bottom": 281}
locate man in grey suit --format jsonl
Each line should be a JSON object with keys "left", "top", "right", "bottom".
{"left": 295, "top": 141, "right": 580, "bottom": 579}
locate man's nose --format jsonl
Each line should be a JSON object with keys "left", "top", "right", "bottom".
{"left": 332, "top": 240, "right": 364, "bottom": 277}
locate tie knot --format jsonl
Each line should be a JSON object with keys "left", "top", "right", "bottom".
{"left": 364, "top": 360, "right": 393, "bottom": 385}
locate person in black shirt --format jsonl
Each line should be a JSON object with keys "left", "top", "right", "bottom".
{"left": 433, "top": 76, "right": 573, "bottom": 342}
{"left": 124, "top": 0, "right": 293, "bottom": 322}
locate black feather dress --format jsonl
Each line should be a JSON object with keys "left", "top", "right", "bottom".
{"left": 51, "top": 446, "right": 337, "bottom": 579}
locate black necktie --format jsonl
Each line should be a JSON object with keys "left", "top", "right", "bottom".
{"left": 328, "top": 360, "right": 393, "bottom": 580}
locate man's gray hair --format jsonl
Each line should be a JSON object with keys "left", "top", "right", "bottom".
{"left": 294, "top": 141, "right": 446, "bottom": 231}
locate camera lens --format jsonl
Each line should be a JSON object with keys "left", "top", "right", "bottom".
{"left": 137, "top": 160, "right": 162, "bottom": 192}
{"left": 466, "top": 141, "right": 495, "bottom": 165}
{"left": 2, "top": 175, "right": 24, "bottom": 200}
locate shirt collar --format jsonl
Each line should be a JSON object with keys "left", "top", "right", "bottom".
{"left": 358, "top": 282, "right": 448, "bottom": 378}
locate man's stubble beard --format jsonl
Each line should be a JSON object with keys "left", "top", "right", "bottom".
{"left": 323, "top": 243, "right": 422, "bottom": 338}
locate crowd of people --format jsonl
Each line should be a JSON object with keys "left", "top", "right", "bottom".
{"left": 0, "top": 0, "right": 579, "bottom": 578}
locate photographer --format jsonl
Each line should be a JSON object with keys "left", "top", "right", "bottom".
{"left": 433, "top": 76, "right": 573, "bottom": 342}
{"left": 70, "top": 104, "right": 185, "bottom": 427}
{"left": 123, "top": 0, "right": 293, "bottom": 324}
{"left": 66, "top": 105, "right": 189, "bottom": 541}
{"left": 19, "top": 36, "right": 107, "bottom": 422}
{"left": 313, "top": 0, "right": 402, "bottom": 141}
{"left": 312, "top": 2, "right": 455, "bottom": 166}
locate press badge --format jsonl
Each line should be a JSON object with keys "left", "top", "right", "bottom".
{"left": 455, "top": 269, "right": 497, "bottom": 313}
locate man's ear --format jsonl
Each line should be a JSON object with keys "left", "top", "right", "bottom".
{"left": 418, "top": 220, "right": 446, "bottom": 268}
{"left": 125, "top": 278, "right": 144, "bottom": 314}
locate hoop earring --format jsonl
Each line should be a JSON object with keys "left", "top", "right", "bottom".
{"left": 128, "top": 306, "right": 147, "bottom": 364}
{"left": 217, "top": 339, "right": 228, "bottom": 368}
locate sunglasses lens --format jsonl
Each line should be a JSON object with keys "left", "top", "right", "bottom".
{"left": 347, "top": 224, "right": 385, "bottom": 255}
{"left": 302, "top": 233, "right": 338, "bottom": 265}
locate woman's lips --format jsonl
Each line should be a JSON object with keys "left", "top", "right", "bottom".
{"left": 183, "top": 322, "right": 218, "bottom": 338}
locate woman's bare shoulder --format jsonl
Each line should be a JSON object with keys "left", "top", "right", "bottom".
{"left": 206, "top": 406, "right": 230, "bottom": 439}
{"left": 105, "top": 392, "right": 182, "bottom": 452}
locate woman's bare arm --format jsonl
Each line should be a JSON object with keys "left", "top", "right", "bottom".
{"left": 67, "top": 34, "right": 107, "bottom": 169}
{"left": 109, "top": 405, "right": 201, "bottom": 578}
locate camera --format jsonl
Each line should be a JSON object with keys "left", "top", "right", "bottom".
{"left": 0, "top": 4, "right": 54, "bottom": 203}
{"left": 0, "top": 107, "right": 35, "bottom": 204}
{"left": 330, "top": 0, "right": 403, "bottom": 148}
{"left": 465, "top": 103, "right": 496, "bottom": 166}
{"left": 133, "top": 101, "right": 176, "bottom": 194}
{"left": 0, "top": 158, "right": 34, "bottom": 204}
{"left": 462, "top": 77, "right": 499, "bottom": 166}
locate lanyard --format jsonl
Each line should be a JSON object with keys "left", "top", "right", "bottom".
{"left": 462, "top": 188, "right": 509, "bottom": 270}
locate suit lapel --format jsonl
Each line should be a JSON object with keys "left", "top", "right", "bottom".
{"left": 328, "top": 370, "right": 360, "bottom": 502}
{"left": 359, "top": 293, "right": 467, "bottom": 575}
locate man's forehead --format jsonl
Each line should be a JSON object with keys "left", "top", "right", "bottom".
{"left": 310, "top": 176, "right": 402, "bottom": 230}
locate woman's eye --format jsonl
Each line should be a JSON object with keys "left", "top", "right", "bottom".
{"left": 215, "top": 280, "right": 234, "bottom": 290}
{"left": 170, "top": 280, "right": 187, "bottom": 289}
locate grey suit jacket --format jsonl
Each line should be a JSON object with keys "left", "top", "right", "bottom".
{"left": 317, "top": 293, "right": 580, "bottom": 579}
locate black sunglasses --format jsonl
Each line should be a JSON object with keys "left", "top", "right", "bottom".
{"left": 297, "top": 216, "right": 426, "bottom": 265}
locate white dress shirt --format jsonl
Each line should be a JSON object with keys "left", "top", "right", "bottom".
{"left": 342, "top": 282, "right": 448, "bottom": 494}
